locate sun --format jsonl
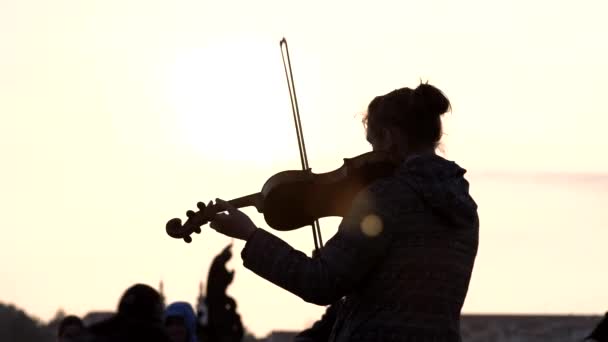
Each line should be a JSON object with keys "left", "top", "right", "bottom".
{"left": 165, "top": 36, "right": 297, "bottom": 164}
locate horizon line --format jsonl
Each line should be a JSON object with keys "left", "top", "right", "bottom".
{"left": 467, "top": 170, "right": 608, "bottom": 180}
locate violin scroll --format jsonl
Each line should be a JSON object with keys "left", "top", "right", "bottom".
{"left": 166, "top": 201, "right": 209, "bottom": 243}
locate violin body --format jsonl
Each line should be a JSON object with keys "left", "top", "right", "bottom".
{"left": 261, "top": 151, "right": 397, "bottom": 231}
{"left": 166, "top": 151, "right": 399, "bottom": 243}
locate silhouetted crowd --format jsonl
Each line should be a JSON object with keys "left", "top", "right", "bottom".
{"left": 57, "top": 283, "right": 241, "bottom": 342}
{"left": 51, "top": 242, "right": 608, "bottom": 342}
{"left": 53, "top": 241, "right": 608, "bottom": 342}
{"left": 56, "top": 245, "right": 243, "bottom": 342}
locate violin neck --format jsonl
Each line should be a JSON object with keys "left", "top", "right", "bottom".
{"left": 228, "top": 193, "right": 264, "bottom": 213}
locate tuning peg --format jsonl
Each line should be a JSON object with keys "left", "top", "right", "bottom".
{"left": 197, "top": 202, "right": 206, "bottom": 210}
{"left": 183, "top": 236, "right": 192, "bottom": 243}
{"left": 194, "top": 226, "right": 201, "bottom": 234}
{"left": 186, "top": 210, "right": 195, "bottom": 218}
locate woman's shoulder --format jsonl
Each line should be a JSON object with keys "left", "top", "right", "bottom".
{"left": 358, "top": 173, "right": 423, "bottom": 219}
{"left": 367, "top": 165, "right": 419, "bottom": 198}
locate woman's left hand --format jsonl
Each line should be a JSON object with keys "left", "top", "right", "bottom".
{"left": 206, "top": 198, "right": 257, "bottom": 241}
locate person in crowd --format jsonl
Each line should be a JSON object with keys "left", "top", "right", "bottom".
{"left": 57, "top": 315, "right": 85, "bottom": 342}
{"left": 164, "top": 301, "right": 199, "bottom": 342}
{"left": 205, "top": 244, "right": 244, "bottom": 342}
{"left": 88, "top": 283, "right": 171, "bottom": 342}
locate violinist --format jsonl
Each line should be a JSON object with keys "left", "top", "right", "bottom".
{"left": 206, "top": 82, "right": 479, "bottom": 342}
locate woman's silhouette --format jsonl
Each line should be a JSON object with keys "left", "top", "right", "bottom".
{"left": 208, "top": 83, "right": 479, "bottom": 341}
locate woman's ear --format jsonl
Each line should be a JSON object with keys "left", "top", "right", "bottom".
{"left": 386, "top": 127, "right": 404, "bottom": 150}
{"left": 386, "top": 126, "right": 408, "bottom": 154}
{"left": 371, "top": 127, "right": 401, "bottom": 152}
{"left": 378, "top": 127, "right": 392, "bottom": 150}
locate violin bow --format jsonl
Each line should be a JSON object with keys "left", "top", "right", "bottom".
{"left": 279, "top": 38, "right": 324, "bottom": 252}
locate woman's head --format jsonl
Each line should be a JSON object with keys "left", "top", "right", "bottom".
{"left": 363, "top": 82, "right": 451, "bottom": 155}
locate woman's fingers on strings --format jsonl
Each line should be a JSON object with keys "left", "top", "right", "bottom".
{"left": 209, "top": 213, "right": 228, "bottom": 229}
{"left": 212, "top": 212, "right": 230, "bottom": 223}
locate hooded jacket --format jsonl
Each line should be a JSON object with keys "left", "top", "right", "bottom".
{"left": 164, "top": 302, "right": 198, "bottom": 342}
{"left": 242, "top": 153, "right": 479, "bottom": 342}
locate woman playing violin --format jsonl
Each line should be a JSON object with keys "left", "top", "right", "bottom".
{"left": 207, "top": 83, "right": 479, "bottom": 342}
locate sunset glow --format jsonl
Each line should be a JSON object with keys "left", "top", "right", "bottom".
{"left": 1, "top": 0, "right": 607, "bottom": 337}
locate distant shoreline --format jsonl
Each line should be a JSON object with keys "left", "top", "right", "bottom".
{"left": 467, "top": 171, "right": 608, "bottom": 183}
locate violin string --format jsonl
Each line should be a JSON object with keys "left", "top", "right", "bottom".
{"left": 279, "top": 38, "right": 324, "bottom": 251}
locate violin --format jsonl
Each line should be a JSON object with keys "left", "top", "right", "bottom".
{"left": 165, "top": 151, "right": 398, "bottom": 243}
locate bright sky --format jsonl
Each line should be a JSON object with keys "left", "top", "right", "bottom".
{"left": 1, "top": 0, "right": 607, "bottom": 337}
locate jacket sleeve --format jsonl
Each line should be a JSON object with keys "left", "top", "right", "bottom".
{"left": 240, "top": 187, "right": 392, "bottom": 305}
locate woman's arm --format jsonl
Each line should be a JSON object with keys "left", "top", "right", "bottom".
{"left": 239, "top": 188, "right": 392, "bottom": 305}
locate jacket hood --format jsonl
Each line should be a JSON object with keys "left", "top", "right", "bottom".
{"left": 164, "top": 302, "right": 198, "bottom": 342}
{"left": 398, "top": 153, "right": 479, "bottom": 230}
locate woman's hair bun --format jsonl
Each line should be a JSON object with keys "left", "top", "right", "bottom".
{"left": 413, "top": 83, "right": 451, "bottom": 117}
